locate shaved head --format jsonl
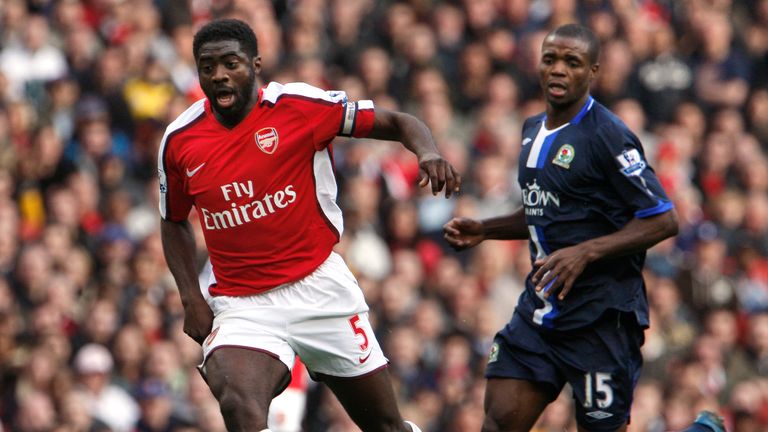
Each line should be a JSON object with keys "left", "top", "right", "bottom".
{"left": 546, "top": 23, "right": 601, "bottom": 65}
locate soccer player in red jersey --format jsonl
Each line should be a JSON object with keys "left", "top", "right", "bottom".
{"left": 158, "top": 19, "right": 460, "bottom": 432}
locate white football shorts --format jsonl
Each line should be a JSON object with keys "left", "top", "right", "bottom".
{"left": 199, "top": 252, "right": 388, "bottom": 378}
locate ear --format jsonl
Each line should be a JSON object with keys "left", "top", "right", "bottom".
{"left": 253, "top": 56, "right": 262, "bottom": 75}
{"left": 589, "top": 62, "right": 600, "bottom": 81}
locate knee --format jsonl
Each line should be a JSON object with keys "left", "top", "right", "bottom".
{"left": 217, "top": 387, "right": 269, "bottom": 428}
{"left": 383, "top": 420, "right": 411, "bottom": 432}
{"left": 483, "top": 416, "right": 522, "bottom": 432}
{"left": 355, "top": 415, "right": 406, "bottom": 432}
{"left": 482, "top": 405, "right": 525, "bottom": 432}
{"left": 404, "top": 420, "right": 422, "bottom": 432}
{"left": 481, "top": 413, "right": 501, "bottom": 432}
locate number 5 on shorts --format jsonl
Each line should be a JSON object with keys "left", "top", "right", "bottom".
{"left": 348, "top": 314, "right": 369, "bottom": 351}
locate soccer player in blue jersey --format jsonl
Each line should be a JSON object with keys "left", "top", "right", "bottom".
{"left": 443, "top": 24, "right": 724, "bottom": 432}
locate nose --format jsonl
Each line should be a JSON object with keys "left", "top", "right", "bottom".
{"left": 211, "top": 64, "right": 228, "bottom": 83}
{"left": 550, "top": 60, "right": 567, "bottom": 76}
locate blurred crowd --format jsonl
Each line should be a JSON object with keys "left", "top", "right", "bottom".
{"left": 1, "top": 0, "right": 768, "bottom": 431}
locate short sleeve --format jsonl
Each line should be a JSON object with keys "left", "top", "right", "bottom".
{"left": 596, "top": 122, "right": 674, "bottom": 219}
{"left": 158, "top": 138, "right": 194, "bottom": 221}
{"left": 306, "top": 95, "right": 375, "bottom": 146}
{"left": 261, "top": 82, "right": 375, "bottom": 150}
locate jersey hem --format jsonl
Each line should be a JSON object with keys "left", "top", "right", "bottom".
{"left": 207, "top": 252, "right": 334, "bottom": 297}
{"left": 515, "top": 306, "right": 647, "bottom": 333}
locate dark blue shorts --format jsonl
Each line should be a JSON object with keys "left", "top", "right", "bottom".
{"left": 485, "top": 310, "right": 644, "bottom": 431}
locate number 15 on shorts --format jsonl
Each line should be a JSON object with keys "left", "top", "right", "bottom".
{"left": 583, "top": 372, "right": 614, "bottom": 409}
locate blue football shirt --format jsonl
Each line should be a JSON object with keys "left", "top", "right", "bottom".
{"left": 515, "top": 96, "right": 674, "bottom": 330}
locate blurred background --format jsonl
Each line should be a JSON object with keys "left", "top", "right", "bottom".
{"left": 0, "top": 0, "right": 767, "bottom": 431}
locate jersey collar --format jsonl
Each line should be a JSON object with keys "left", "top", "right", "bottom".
{"left": 542, "top": 95, "right": 595, "bottom": 127}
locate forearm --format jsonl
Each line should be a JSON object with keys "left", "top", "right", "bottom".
{"left": 161, "top": 219, "right": 204, "bottom": 305}
{"left": 367, "top": 110, "right": 439, "bottom": 158}
{"left": 580, "top": 209, "right": 679, "bottom": 262}
{"left": 481, "top": 207, "right": 529, "bottom": 240}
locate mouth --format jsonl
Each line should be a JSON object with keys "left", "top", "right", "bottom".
{"left": 215, "top": 87, "right": 236, "bottom": 108}
{"left": 547, "top": 82, "right": 567, "bottom": 98}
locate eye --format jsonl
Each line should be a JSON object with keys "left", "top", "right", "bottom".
{"left": 226, "top": 61, "right": 238, "bottom": 68}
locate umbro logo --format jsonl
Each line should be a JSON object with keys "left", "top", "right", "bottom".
{"left": 186, "top": 162, "right": 206, "bottom": 177}
{"left": 586, "top": 411, "right": 613, "bottom": 420}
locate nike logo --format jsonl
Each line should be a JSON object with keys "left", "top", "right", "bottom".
{"left": 186, "top": 163, "right": 206, "bottom": 177}
{"left": 522, "top": 138, "right": 532, "bottom": 146}
{"left": 358, "top": 351, "right": 372, "bottom": 364}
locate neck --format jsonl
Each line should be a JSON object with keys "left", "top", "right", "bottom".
{"left": 545, "top": 93, "right": 590, "bottom": 129}
{"left": 215, "top": 110, "right": 248, "bottom": 129}
{"left": 214, "top": 86, "right": 259, "bottom": 129}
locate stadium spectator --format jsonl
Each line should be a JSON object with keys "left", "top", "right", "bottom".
{"left": 72, "top": 343, "right": 140, "bottom": 432}
{"left": 691, "top": 11, "right": 750, "bottom": 114}
{"left": 0, "top": 13, "right": 67, "bottom": 103}
{"left": 132, "top": 378, "right": 192, "bottom": 432}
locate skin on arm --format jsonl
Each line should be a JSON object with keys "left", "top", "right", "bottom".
{"left": 532, "top": 209, "right": 679, "bottom": 300}
{"left": 367, "top": 108, "right": 461, "bottom": 198}
{"left": 443, "top": 207, "right": 529, "bottom": 251}
{"left": 161, "top": 219, "right": 214, "bottom": 344}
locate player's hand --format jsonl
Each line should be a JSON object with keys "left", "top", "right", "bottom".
{"left": 418, "top": 152, "right": 462, "bottom": 198}
{"left": 531, "top": 245, "right": 589, "bottom": 300}
{"left": 183, "top": 297, "right": 214, "bottom": 345}
{"left": 443, "top": 217, "right": 484, "bottom": 251}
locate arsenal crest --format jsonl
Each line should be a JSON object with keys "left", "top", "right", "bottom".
{"left": 255, "top": 127, "right": 278, "bottom": 154}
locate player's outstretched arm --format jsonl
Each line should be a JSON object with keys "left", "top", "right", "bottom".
{"left": 161, "top": 219, "right": 214, "bottom": 344}
{"left": 367, "top": 108, "right": 461, "bottom": 198}
{"left": 532, "top": 208, "right": 679, "bottom": 300}
{"left": 443, "top": 208, "right": 529, "bottom": 251}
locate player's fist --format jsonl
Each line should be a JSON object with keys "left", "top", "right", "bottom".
{"left": 443, "top": 217, "right": 484, "bottom": 251}
{"left": 183, "top": 298, "right": 214, "bottom": 345}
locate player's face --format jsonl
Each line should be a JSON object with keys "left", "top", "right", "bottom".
{"left": 538, "top": 35, "right": 598, "bottom": 108}
{"left": 196, "top": 40, "right": 261, "bottom": 122}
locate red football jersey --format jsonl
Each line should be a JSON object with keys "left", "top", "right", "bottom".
{"left": 158, "top": 82, "right": 375, "bottom": 296}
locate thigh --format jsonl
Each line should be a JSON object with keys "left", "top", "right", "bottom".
{"left": 482, "top": 314, "right": 564, "bottom": 431}
{"left": 485, "top": 313, "right": 565, "bottom": 398}
{"left": 319, "top": 367, "right": 404, "bottom": 432}
{"left": 200, "top": 306, "right": 298, "bottom": 373}
{"left": 557, "top": 312, "right": 642, "bottom": 432}
{"left": 203, "top": 347, "right": 291, "bottom": 404}
{"left": 483, "top": 378, "right": 552, "bottom": 432}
